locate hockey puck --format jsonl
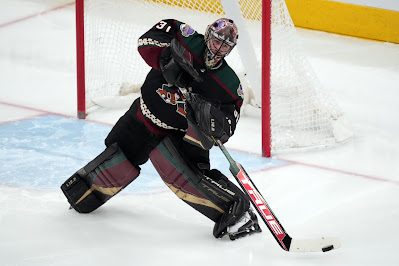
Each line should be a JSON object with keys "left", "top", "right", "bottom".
{"left": 322, "top": 245, "right": 334, "bottom": 252}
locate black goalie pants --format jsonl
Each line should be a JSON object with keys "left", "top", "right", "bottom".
{"left": 105, "top": 98, "right": 210, "bottom": 171}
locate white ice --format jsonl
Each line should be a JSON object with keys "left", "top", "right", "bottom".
{"left": 1, "top": 1, "right": 399, "bottom": 265}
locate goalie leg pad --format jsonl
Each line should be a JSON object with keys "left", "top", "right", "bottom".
{"left": 213, "top": 195, "right": 250, "bottom": 238}
{"left": 200, "top": 168, "right": 251, "bottom": 238}
{"left": 150, "top": 136, "right": 237, "bottom": 221}
{"left": 149, "top": 136, "right": 248, "bottom": 229}
{"left": 61, "top": 143, "right": 140, "bottom": 213}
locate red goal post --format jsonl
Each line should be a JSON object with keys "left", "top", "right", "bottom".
{"left": 262, "top": 0, "right": 271, "bottom": 157}
{"left": 76, "top": 0, "right": 85, "bottom": 120}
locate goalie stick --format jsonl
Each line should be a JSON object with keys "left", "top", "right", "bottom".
{"left": 212, "top": 137, "right": 341, "bottom": 252}
{"left": 179, "top": 87, "right": 340, "bottom": 251}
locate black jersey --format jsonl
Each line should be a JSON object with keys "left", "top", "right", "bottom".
{"left": 137, "top": 19, "right": 243, "bottom": 135}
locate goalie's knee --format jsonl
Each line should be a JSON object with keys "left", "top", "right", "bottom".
{"left": 61, "top": 143, "right": 140, "bottom": 213}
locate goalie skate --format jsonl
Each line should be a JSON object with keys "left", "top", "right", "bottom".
{"left": 227, "top": 209, "right": 262, "bottom": 240}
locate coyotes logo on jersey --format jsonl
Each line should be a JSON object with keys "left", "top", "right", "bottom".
{"left": 156, "top": 84, "right": 187, "bottom": 117}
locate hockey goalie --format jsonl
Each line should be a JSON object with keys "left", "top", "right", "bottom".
{"left": 61, "top": 18, "right": 262, "bottom": 240}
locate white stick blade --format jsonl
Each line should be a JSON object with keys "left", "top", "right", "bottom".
{"left": 289, "top": 237, "right": 341, "bottom": 252}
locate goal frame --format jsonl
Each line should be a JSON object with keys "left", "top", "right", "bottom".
{"left": 76, "top": 0, "right": 86, "bottom": 120}
{"left": 262, "top": 0, "right": 271, "bottom": 157}
{"left": 75, "top": 0, "right": 274, "bottom": 156}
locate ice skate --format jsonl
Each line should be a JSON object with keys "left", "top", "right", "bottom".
{"left": 227, "top": 209, "right": 262, "bottom": 240}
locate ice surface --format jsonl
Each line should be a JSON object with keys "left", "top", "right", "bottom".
{"left": 1, "top": 1, "right": 399, "bottom": 265}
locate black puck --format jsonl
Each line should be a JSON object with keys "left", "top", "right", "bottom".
{"left": 322, "top": 245, "right": 334, "bottom": 252}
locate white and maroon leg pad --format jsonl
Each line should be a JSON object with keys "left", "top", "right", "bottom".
{"left": 149, "top": 136, "right": 237, "bottom": 222}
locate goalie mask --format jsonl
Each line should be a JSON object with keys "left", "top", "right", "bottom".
{"left": 204, "top": 18, "right": 238, "bottom": 69}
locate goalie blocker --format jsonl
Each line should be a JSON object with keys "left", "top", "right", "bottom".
{"left": 60, "top": 143, "right": 139, "bottom": 213}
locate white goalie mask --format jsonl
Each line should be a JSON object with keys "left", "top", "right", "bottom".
{"left": 204, "top": 18, "right": 238, "bottom": 69}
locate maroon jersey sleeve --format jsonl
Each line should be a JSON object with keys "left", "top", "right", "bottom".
{"left": 137, "top": 19, "right": 179, "bottom": 70}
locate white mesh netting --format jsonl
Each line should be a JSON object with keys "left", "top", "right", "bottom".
{"left": 80, "top": 0, "right": 352, "bottom": 152}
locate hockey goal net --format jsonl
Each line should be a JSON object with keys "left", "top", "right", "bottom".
{"left": 76, "top": 0, "right": 352, "bottom": 156}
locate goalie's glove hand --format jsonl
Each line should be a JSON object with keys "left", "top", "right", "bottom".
{"left": 187, "top": 94, "right": 232, "bottom": 143}
{"left": 160, "top": 39, "right": 202, "bottom": 88}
